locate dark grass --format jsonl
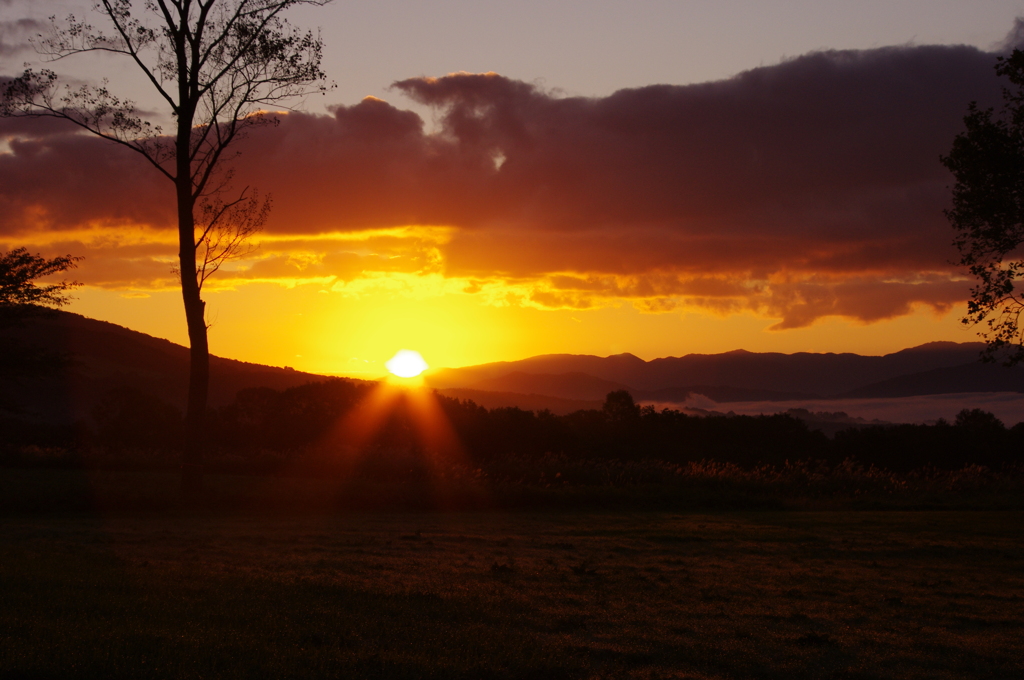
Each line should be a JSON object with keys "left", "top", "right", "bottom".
{"left": 2, "top": 458, "right": 1023, "bottom": 515}
{"left": 1, "top": 471, "right": 1023, "bottom": 679}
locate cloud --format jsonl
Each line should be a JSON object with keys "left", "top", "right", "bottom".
{"left": 0, "top": 17, "right": 44, "bottom": 57}
{"left": 995, "top": 18, "right": 1024, "bottom": 53}
{"left": 0, "top": 226, "right": 455, "bottom": 293}
{"left": 0, "top": 128, "right": 173, "bottom": 234}
{"left": 0, "top": 41, "right": 1007, "bottom": 327}
{"left": 754, "top": 275, "right": 967, "bottom": 330}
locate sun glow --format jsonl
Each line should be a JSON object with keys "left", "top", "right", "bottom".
{"left": 319, "top": 381, "right": 472, "bottom": 508}
{"left": 385, "top": 349, "right": 429, "bottom": 378}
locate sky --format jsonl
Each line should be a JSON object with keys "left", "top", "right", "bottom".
{"left": 3, "top": 0, "right": 1024, "bottom": 376}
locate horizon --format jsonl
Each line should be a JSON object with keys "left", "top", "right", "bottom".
{"left": 18, "top": 308, "right": 1023, "bottom": 426}
{"left": 49, "top": 308, "right": 989, "bottom": 379}
{"left": 3, "top": 2, "right": 1023, "bottom": 373}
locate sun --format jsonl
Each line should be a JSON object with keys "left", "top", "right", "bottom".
{"left": 385, "top": 349, "right": 429, "bottom": 378}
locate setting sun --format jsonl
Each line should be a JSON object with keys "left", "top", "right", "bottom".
{"left": 385, "top": 349, "right": 429, "bottom": 378}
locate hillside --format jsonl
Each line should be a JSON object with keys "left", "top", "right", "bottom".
{"left": 1, "top": 310, "right": 333, "bottom": 423}
{"left": 464, "top": 371, "right": 631, "bottom": 401}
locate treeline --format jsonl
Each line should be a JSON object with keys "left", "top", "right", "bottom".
{"left": 3, "top": 380, "right": 1023, "bottom": 473}
{"left": 448, "top": 390, "right": 1023, "bottom": 472}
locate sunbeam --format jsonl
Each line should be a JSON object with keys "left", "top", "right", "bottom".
{"left": 312, "top": 380, "right": 473, "bottom": 507}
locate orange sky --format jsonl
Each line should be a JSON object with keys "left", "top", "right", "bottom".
{"left": 1, "top": 42, "right": 1008, "bottom": 375}
{"left": 66, "top": 282, "right": 970, "bottom": 377}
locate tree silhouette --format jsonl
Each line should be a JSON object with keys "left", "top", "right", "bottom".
{"left": 942, "top": 49, "right": 1024, "bottom": 365}
{"left": 1, "top": 0, "right": 332, "bottom": 493}
{"left": 0, "top": 248, "right": 80, "bottom": 324}
{"left": 0, "top": 248, "right": 80, "bottom": 405}
{"left": 602, "top": 390, "right": 640, "bottom": 422}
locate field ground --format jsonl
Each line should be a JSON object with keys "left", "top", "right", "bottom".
{"left": 1, "top": 473, "right": 1022, "bottom": 679}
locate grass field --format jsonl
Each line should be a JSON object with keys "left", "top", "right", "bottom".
{"left": 1, "top": 472, "right": 1022, "bottom": 679}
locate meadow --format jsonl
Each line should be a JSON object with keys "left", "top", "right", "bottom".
{"left": 1, "top": 470, "right": 1022, "bottom": 679}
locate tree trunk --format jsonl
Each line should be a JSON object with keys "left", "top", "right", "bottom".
{"left": 180, "top": 270, "right": 209, "bottom": 496}
{"left": 176, "top": 97, "right": 207, "bottom": 495}
{"left": 178, "top": 187, "right": 208, "bottom": 495}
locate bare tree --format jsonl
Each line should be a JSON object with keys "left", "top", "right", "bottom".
{"left": 1, "top": 0, "right": 332, "bottom": 493}
{"left": 187, "top": 187, "right": 270, "bottom": 291}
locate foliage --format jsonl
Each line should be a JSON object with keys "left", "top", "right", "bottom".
{"left": 210, "top": 379, "right": 371, "bottom": 450}
{"left": 601, "top": 388, "right": 641, "bottom": 421}
{"left": 0, "top": 247, "right": 80, "bottom": 324}
{"left": 942, "top": 49, "right": 1024, "bottom": 364}
{"left": 5, "top": 386, "right": 1023, "bottom": 486}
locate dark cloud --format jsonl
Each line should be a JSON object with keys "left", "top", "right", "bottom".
{"left": 0, "top": 123, "right": 172, "bottom": 234}
{"left": 0, "top": 112, "right": 80, "bottom": 137}
{"left": 0, "top": 18, "right": 44, "bottom": 57}
{"left": 995, "top": 18, "right": 1024, "bottom": 53}
{"left": 756, "top": 276, "right": 967, "bottom": 330}
{"left": 0, "top": 41, "right": 1006, "bottom": 326}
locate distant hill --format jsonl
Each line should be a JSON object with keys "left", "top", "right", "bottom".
{"left": 640, "top": 343, "right": 991, "bottom": 395}
{"left": 428, "top": 341, "right": 1022, "bottom": 403}
{"left": 427, "top": 353, "right": 649, "bottom": 390}
{"left": 841, "top": 361, "right": 1024, "bottom": 398}
{"left": 466, "top": 371, "right": 631, "bottom": 401}
{"left": 1, "top": 310, "right": 336, "bottom": 423}
{"left": 638, "top": 385, "right": 819, "bottom": 403}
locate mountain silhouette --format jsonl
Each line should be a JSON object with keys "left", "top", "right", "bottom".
{"left": 1, "top": 310, "right": 332, "bottom": 423}
{"left": 428, "top": 341, "right": 1020, "bottom": 402}
{"left": 5, "top": 312, "right": 1018, "bottom": 426}
{"left": 466, "top": 371, "right": 631, "bottom": 401}
{"left": 638, "top": 385, "right": 819, "bottom": 403}
{"left": 427, "top": 353, "right": 648, "bottom": 390}
{"left": 841, "top": 360, "right": 1024, "bottom": 398}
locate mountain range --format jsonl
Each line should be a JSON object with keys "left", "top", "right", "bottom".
{"left": 3, "top": 310, "right": 1022, "bottom": 423}
{"left": 425, "top": 343, "right": 1024, "bottom": 404}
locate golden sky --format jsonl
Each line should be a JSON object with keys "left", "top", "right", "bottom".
{"left": 0, "top": 42, "right": 1007, "bottom": 375}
